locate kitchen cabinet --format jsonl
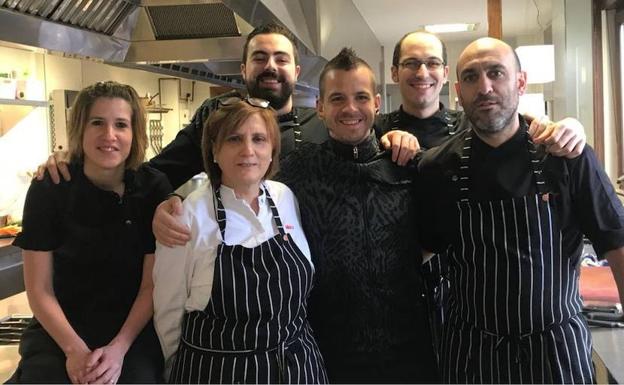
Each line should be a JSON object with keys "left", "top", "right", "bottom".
{"left": 0, "top": 98, "right": 48, "bottom": 137}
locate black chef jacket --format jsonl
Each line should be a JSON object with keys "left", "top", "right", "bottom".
{"left": 148, "top": 90, "right": 328, "bottom": 189}
{"left": 14, "top": 162, "right": 172, "bottom": 347}
{"left": 417, "top": 115, "right": 624, "bottom": 258}
{"left": 376, "top": 103, "right": 465, "bottom": 149}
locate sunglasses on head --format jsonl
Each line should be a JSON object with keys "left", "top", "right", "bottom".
{"left": 218, "top": 96, "right": 271, "bottom": 109}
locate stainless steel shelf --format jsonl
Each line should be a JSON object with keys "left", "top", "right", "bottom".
{"left": 146, "top": 105, "right": 172, "bottom": 113}
{"left": 0, "top": 98, "right": 48, "bottom": 107}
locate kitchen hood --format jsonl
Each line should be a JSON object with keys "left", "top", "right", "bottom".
{"left": 0, "top": 0, "right": 324, "bottom": 94}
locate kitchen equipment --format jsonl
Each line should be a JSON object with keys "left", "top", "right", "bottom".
{"left": 0, "top": 315, "right": 30, "bottom": 345}
{"left": 0, "top": 79, "right": 16, "bottom": 100}
{"left": 149, "top": 119, "right": 163, "bottom": 154}
{"left": 176, "top": 173, "right": 208, "bottom": 198}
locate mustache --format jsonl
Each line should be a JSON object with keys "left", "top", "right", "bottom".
{"left": 256, "top": 71, "right": 285, "bottom": 83}
{"left": 474, "top": 94, "right": 499, "bottom": 104}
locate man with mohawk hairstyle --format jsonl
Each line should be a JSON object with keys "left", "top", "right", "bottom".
{"left": 278, "top": 47, "right": 439, "bottom": 383}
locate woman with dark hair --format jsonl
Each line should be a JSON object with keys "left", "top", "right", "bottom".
{"left": 9, "top": 81, "right": 171, "bottom": 384}
{"left": 153, "top": 98, "right": 327, "bottom": 384}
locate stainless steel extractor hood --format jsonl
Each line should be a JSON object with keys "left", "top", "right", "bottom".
{"left": 0, "top": 0, "right": 325, "bottom": 94}
{"left": 0, "top": 0, "right": 139, "bottom": 61}
{"left": 123, "top": 0, "right": 323, "bottom": 93}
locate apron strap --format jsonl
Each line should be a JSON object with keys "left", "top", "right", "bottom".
{"left": 213, "top": 183, "right": 286, "bottom": 238}
{"left": 214, "top": 187, "right": 227, "bottom": 239}
{"left": 457, "top": 134, "right": 472, "bottom": 202}
{"left": 457, "top": 129, "right": 550, "bottom": 201}
{"left": 262, "top": 182, "right": 286, "bottom": 236}
{"left": 526, "top": 134, "right": 549, "bottom": 195}
{"left": 279, "top": 112, "right": 302, "bottom": 151}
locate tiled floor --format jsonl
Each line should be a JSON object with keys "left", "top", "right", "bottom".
{"left": 0, "top": 292, "right": 31, "bottom": 382}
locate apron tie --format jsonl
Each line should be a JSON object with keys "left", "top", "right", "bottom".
{"left": 483, "top": 329, "right": 533, "bottom": 364}
{"left": 180, "top": 327, "right": 305, "bottom": 379}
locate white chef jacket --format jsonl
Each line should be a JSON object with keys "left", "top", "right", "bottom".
{"left": 152, "top": 180, "right": 312, "bottom": 372}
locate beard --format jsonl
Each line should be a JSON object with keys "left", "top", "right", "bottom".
{"left": 246, "top": 71, "right": 294, "bottom": 111}
{"left": 463, "top": 93, "right": 518, "bottom": 135}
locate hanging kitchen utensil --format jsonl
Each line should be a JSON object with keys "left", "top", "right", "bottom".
{"left": 149, "top": 119, "right": 163, "bottom": 154}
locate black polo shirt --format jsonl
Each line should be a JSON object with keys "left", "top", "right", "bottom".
{"left": 14, "top": 162, "right": 171, "bottom": 347}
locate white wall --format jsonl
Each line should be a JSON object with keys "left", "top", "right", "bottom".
{"left": 317, "top": 0, "right": 382, "bottom": 82}
{"left": 0, "top": 45, "right": 48, "bottom": 221}
{"left": 0, "top": 44, "right": 219, "bottom": 220}
{"left": 445, "top": 39, "right": 471, "bottom": 110}
{"left": 601, "top": 9, "right": 620, "bottom": 183}
{"left": 551, "top": 0, "right": 594, "bottom": 144}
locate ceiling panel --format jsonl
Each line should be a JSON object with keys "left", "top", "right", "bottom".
{"left": 353, "top": 0, "right": 552, "bottom": 46}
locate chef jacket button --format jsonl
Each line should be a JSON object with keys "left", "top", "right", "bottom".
{"left": 451, "top": 175, "right": 458, "bottom": 182}
{"left": 125, "top": 219, "right": 132, "bottom": 225}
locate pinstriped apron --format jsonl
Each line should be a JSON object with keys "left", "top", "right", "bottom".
{"left": 440, "top": 130, "right": 594, "bottom": 384}
{"left": 169, "top": 184, "right": 328, "bottom": 384}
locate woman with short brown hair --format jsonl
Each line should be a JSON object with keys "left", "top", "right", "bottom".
{"left": 153, "top": 98, "right": 327, "bottom": 384}
{"left": 10, "top": 81, "right": 171, "bottom": 384}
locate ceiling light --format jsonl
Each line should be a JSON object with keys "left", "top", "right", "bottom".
{"left": 424, "top": 23, "right": 477, "bottom": 33}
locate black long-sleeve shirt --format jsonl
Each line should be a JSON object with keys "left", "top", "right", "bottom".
{"left": 148, "top": 90, "right": 328, "bottom": 189}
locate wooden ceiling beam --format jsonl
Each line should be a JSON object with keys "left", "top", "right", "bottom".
{"left": 488, "top": 0, "right": 502, "bottom": 38}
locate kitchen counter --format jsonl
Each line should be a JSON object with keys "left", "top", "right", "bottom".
{"left": 592, "top": 327, "right": 624, "bottom": 383}
{"left": 0, "top": 291, "right": 30, "bottom": 383}
{"left": 0, "top": 237, "right": 15, "bottom": 249}
{"left": 0, "top": 239, "right": 23, "bottom": 300}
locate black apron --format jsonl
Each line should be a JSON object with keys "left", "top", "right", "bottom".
{"left": 169, "top": 184, "right": 327, "bottom": 384}
{"left": 440, "top": 131, "right": 594, "bottom": 384}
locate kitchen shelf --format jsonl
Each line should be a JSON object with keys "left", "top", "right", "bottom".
{"left": 0, "top": 99, "right": 49, "bottom": 137}
{"left": 146, "top": 105, "right": 172, "bottom": 113}
{"left": 0, "top": 98, "right": 48, "bottom": 107}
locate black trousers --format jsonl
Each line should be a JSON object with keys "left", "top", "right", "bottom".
{"left": 323, "top": 347, "right": 440, "bottom": 384}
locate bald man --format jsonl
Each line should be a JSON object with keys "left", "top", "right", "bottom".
{"left": 377, "top": 30, "right": 588, "bottom": 355}
{"left": 417, "top": 37, "right": 624, "bottom": 383}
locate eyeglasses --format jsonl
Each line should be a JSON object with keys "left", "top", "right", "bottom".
{"left": 219, "top": 96, "right": 271, "bottom": 109}
{"left": 398, "top": 58, "right": 445, "bottom": 71}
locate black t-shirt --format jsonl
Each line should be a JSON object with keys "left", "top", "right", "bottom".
{"left": 417, "top": 116, "right": 624, "bottom": 258}
{"left": 14, "top": 162, "right": 172, "bottom": 346}
{"left": 148, "top": 90, "right": 328, "bottom": 189}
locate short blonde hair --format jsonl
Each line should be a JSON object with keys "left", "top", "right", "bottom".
{"left": 201, "top": 101, "right": 280, "bottom": 187}
{"left": 67, "top": 81, "right": 147, "bottom": 170}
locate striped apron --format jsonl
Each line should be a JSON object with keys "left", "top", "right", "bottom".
{"left": 440, "top": 131, "right": 594, "bottom": 384}
{"left": 169, "top": 185, "right": 328, "bottom": 384}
